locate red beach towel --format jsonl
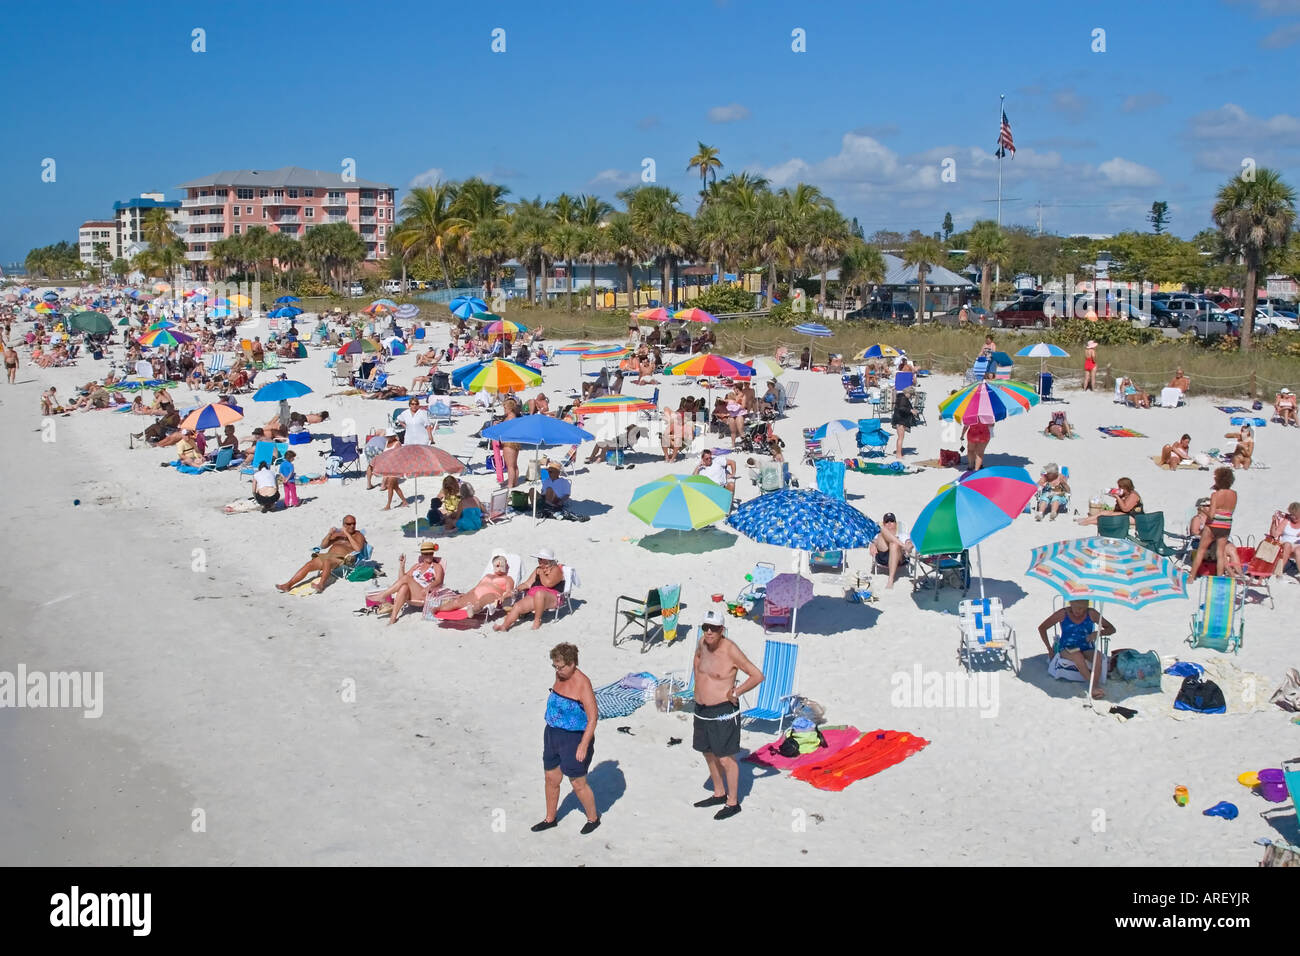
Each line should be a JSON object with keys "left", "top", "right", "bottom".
{"left": 790, "top": 729, "right": 930, "bottom": 791}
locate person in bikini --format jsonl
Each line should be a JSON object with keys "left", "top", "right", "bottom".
{"left": 372, "top": 540, "right": 446, "bottom": 625}
{"left": 1190, "top": 467, "right": 1237, "bottom": 577}
{"left": 691, "top": 609, "right": 764, "bottom": 820}
{"left": 1225, "top": 423, "right": 1254, "bottom": 469}
{"left": 432, "top": 552, "right": 516, "bottom": 616}
{"left": 1038, "top": 599, "right": 1116, "bottom": 700}
{"left": 276, "top": 516, "right": 367, "bottom": 593}
{"left": 1275, "top": 388, "right": 1298, "bottom": 427}
{"left": 531, "top": 642, "right": 600, "bottom": 835}
{"left": 494, "top": 548, "right": 565, "bottom": 631}
{"left": 1160, "top": 434, "right": 1192, "bottom": 469}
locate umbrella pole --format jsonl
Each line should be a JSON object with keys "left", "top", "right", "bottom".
{"left": 977, "top": 543, "right": 985, "bottom": 600}
{"left": 790, "top": 550, "right": 803, "bottom": 639}
{"left": 1087, "top": 603, "right": 1106, "bottom": 706}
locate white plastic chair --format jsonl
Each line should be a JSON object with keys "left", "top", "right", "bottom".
{"left": 957, "top": 597, "right": 1019, "bottom": 673}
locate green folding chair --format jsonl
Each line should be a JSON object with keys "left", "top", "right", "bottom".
{"left": 1096, "top": 514, "right": 1132, "bottom": 540}
{"left": 1131, "top": 511, "right": 1178, "bottom": 558}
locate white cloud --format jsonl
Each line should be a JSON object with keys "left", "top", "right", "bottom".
{"left": 1188, "top": 102, "right": 1300, "bottom": 142}
{"left": 1121, "top": 92, "right": 1169, "bottom": 113}
{"left": 407, "top": 167, "right": 445, "bottom": 188}
{"left": 587, "top": 169, "right": 640, "bottom": 188}
{"left": 1097, "top": 157, "right": 1162, "bottom": 187}
{"left": 707, "top": 103, "right": 750, "bottom": 124}
{"left": 1261, "top": 21, "right": 1300, "bottom": 46}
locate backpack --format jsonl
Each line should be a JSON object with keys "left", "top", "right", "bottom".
{"left": 1114, "top": 650, "right": 1162, "bottom": 688}
{"left": 778, "top": 728, "right": 827, "bottom": 758}
{"left": 1174, "top": 676, "right": 1226, "bottom": 714}
{"left": 939, "top": 448, "right": 962, "bottom": 467}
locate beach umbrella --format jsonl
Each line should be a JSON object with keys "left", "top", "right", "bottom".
{"left": 459, "top": 357, "right": 542, "bottom": 394}
{"left": 153, "top": 282, "right": 171, "bottom": 293}
{"left": 336, "top": 339, "right": 379, "bottom": 355}
{"left": 229, "top": 294, "right": 252, "bottom": 307}
{"left": 792, "top": 322, "right": 832, "bottom": 337}
{"left": 855, "top": 344, "right": 900, "bottom": 360}
{"left": 67, "top": 311, "right": 113, "bottom": 334}
{"left": 371, "top": 298, "right": 398, "bottom": 309}
{"left": 370, "top": 444, "right": 465, "bottom": 537}
{"left": 629, "top": 474, "right": 732, "bottom": 531}
{"left": 554, "top": 341, "right": 596, "bottom": 355}
{"left": 989, "top": 351, "right": 1015, "bottom": 367}
{"left": 663, "top": 353, "right": 755, "bottom": 378}
{"left": 744, "top": 356, "right": 784, "bottom": 378}
{"left": 670, "top": 307, "right": 718, "bottom": 325}
{"left": 253, "top": 380, "right": 312, "bottom": 402}
{"left": 268, "top": 307, "right": 299, "bottom": 318}
{"left": 1015, "top": 342, "right": 1069, "bottom": 392}
{"left": 578, "top": 344, "right": 631, "bottom": 360}
{"left": 361, "top": 303, "right": 392, "bottom": 316}
{"left": 274, "top": 295, "right": 301, "bottom": 303}
{"left": 576, "top": 394, "right": 657, "bottom": 415}
{"left": 728, "top": 489, "right": 880, "bottom": 635}
{"left": 809, "top": 419, "right": 857, "bottom": 441}
{"left": 34, "top": 302, "right": 55, "bottom": 313}
{"left": 468, "top": 311, "right": 502, "bottom": 323}
{"left": 1026, "top": 536, "right": 1188, "bottom": 702}
{"left": 147, "top": 319, "right": 177, "bottom": 330}
{"left": 449, "top": 296, "right": 488, "bottom": 318}
{"left": 914, "top": 466, "right": 1038, "bottom": 598}
{"left": 485, "top": 319, "right": 528, "bottom": 339}
{"left": 395, "top": 304, "right": 419, "bottom": 320}
{"left": 388, "top": 337, "right": 407, "bottom": 356}
{"left": 179, "top": 402, "right": 244, "bottom": 431}
{"left": 635, "top": 307, "right": 674, "bottom": 322}
{"left": 937, "top": 379, "right": 1040, "bottom": 424}
{"left": 137, "top": 328, "right": 194, "bottom": 348}
{"left": 209, "top": 307, "right": 232, "bottom": 318}
{"left": 764, "top": 572, "right": 816, "bottom": 636}
{"left": 42, "top": 291, "right": 60, "bottom": 301}
{"left": 483, "top": 414, "right": 595, "bottom": 523}
{"left": 19, "top": 287, "right": 32, "bottom": 294}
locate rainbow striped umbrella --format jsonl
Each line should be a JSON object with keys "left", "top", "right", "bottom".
{"left": 337, "top": 339, "right": 379, "bottom": 355}
{"left": 362, "top": 303, "right": 393, "bottom": 316}
{"left": 577, "top": 394, "right": 657, "bottom": 415}
{"left": 629, "top": 475, "right": 733, "bottom": 530}
{"left": 458, "top": 358, "right": 542, "bottom": 394}
{"left": 670, "top": 307, "right": 717, "bottom": 324}
{"left": 579, "top": 345, "right": 632, "bottom": 361}
{"left": 371, "top": 298, "right": 398, "bottom": 309}
{"left": 554, "top": 341, "right": 595, "bottom": 355}
{"left": 179, "top": 402, "right": 244, "bottom": 431}
{"left": 138, "top": 328, "right": 195, "bottom": 347}
{"left": 635, "top": 307, "right": 674, "bottom": 322}
{"left": 34, "top": 302, "right": 55, "bottom": 313}
{"left": 855, "top": 344, "right": 900, "bottom": 360}
{"left": 485, "top": 319, "right": 528, "bottom": 339}
{"left": 147, "top": 320, "right": 177, "bottom": 331}
{"left": 938, "top": 380, "right": 1040, "bottom": 424}
{"left": 664, "top": 353, "right": 756, "bottom": 378}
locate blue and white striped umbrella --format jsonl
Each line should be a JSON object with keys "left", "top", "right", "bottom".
{"left": 395, "top": 304, "right": 420, "bottom": 319}
{"left": 793, "top": 322, "right": 832, "bottom": 337}
{"left": 1015, "top": 343, "right": 1070, "bottom": 358}
{"left": 809, "top": 419, "right": 857, "bottom": 440}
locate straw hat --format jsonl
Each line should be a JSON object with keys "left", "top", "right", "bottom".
{"left": 418, "top": 540, "right": 439, "bottom": 555}
{"left": 1086, "top": 340, "right": 1098, "bottom": 349}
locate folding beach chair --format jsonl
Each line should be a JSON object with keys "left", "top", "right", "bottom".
{"left": 332, "top": 358, "right": 354, "bottom": 387}
{"left": 1158, "top": 387, "right": 1185, "bottom": 409}
{"left": 761, "top": 600, "right": 793, "bottom": 634}
{"left": 358, "top": 371, "right": 388, "bottom": 395}
{"left": 783, "top": 380, "right": 799, "bottom": 408}
{"left": 911, "top": 550, "right": 971, "bottom": 601}
{"left": 842, "top": 373, "right": 869, "bottom": 403}
{"left": 875, "top": 385, "right": 894, "bottom": 418}
{"left": 427, "top": 553, "right": 522, "bottom": 626}
{"left": 1187, "top": 575, "right": 1244, "bottom": 653}
{"left": 329, "top": 532, "right": 377, "bottom": 582}
{"left": 957, "top": 597, "right": 1019, "bottom": 674}
{"left": 911, "top": 390, "right": 928, "bottom": 426}
{"left": 740, "top": 639, "right": 799, "bottom": 734}
{"left": 966, "top": 357, "right": 990, "bottom": 384}
{"left": 613, "top": 584, "right": 680, "bottom": 653}
{"left": 242, "top": 440, "right": 288, "bottom": 472}
{"left": 809, "top": 550, "right": 845, "bottom": 574}
{"left": 1130, "top": 512, "right": 1179, "bottom": 558}
{"left": 1237, "top": 533, "right": 1281, "bottom": 609}
{"left": 737, "top": 562, "right": 776, "bottom": 607}
{"left": 205, "top": 352, "right": 233, "bottom": 377}
{"left": 201, "top": 446, "right": 236, "bottom": 472}
{"left": 1045, "top": 596, "right": 1110, "bottom": 685}
{"left": 1096, "top": 514, "right": 1133, "bottom": 540}
{"left": 484, "top": 487, "right": 512, "bottom": 525}
{"left": 802, "top": 427, "right": 831, "bottom": 466}
{"left": 323, "top": 435, "right": 362, "bottom": 482}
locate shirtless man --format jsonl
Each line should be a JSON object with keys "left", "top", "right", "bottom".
{"left": 4, "top": 344, "right": 17, "bottom": 384}
{"left": 691, "top": 609, "right": 764, "bottom": 820}
{"left": 276, "top": 516, "right": 367, "bottom": 593}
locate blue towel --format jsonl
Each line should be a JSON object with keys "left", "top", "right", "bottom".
{"left": 1229, "top": 416, "right": 1267, "bottom": 428}
{"left": 595, "top": 671, "right": 659, "bottom": 719}
{"left": 1164, "top": 661, "right": 1204, "bottom": 678}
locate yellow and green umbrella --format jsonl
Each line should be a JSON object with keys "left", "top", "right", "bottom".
{"left": 458, "top": 358, "right": 542, "bottom": 394}
{"left": 937, "top": 380, "right": 1039, "bottom": 424}
{"left": 629, "top": 475, "right": 733, "bottom": 530}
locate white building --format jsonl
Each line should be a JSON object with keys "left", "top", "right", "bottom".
{"left": 114, "top": 193, "right": 185, "bottom": 253}
{"left": 78, "top": 220, "right": 117, "bottom": 266}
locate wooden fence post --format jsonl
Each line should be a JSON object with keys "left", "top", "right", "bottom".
{"left": 1249, "top": 371, "right": 1256, "bottom": 400}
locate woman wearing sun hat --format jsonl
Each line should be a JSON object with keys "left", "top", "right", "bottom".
{"left": 1083, "top": 340, "right": 1098, "bottom": 392}
{"left": 1275, "top": 387, "right": 1297, "bottom": 426}
{"left": 494, "top": 548, "right": 566, "bottom": 631}
{"left": 373, "top": 540, "right": 446, "bottom": 625}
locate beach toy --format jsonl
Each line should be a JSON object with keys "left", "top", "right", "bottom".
{"left": 1237, "top": 771, "right": 1260, "bottom": 788}
{"left": 712, "top": 593, "right": 725, "bottom": 602}
{"left": 1173, "top": 785, "right": 1188, "bottom": 807}
{"left": 1202, "top": 801, "right": 1238, "bottom": 820}
{"left": 1257, "top": 769, "right": 1288, "bottom": 803}
{"left": 73, "top": 499, "right": 80, "bottom": 506}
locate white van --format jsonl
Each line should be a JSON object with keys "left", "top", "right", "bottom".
{"left": 347, "top": 282, "right": 365, "bottom": 297}
{"left": 382, "top": 279, "right": 403, "bottom": 294}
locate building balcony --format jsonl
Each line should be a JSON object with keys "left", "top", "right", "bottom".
{"left": 324, "top": 214, "right": 349, "bottom": 223}
{"left": 276, "top": 215, "right": 300, "bottom": 224}
{"left": 358, "top": 214, "right": 376, "bottom": 224}
{"left": 181, "top": 196, "right": 225, "bottom": 207}
{"left": 323, "top": 195, "right": 348, "bottom": 207}
{"left": 185, "top": 250, "right": 209, "bottom": 261}
{"left": 188, "top": 214, "right": 226, "bottom": 224}
{"left": 358, "top": 196, "right": 376, "bottom": 207}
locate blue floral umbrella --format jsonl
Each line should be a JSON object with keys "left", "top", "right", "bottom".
{"left": 449, "top": 296, "right": 488, "bottom": 318}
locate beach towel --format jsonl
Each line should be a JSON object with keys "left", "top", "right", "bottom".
{"left": 287, "top": 580, "right": 318, "bottom": 596}
{"left": 223, "top": 498, "right": 262, "bottom": 514}
{"left": 1098, "top": 426, "right": 1147, "bottom": 438}
{"left": 790, "top": 729, "right": 929, "bottom": 791}
{"left": 1228, "top": 416, "right": 1267, "bottom": 428}
{"left": 595, "top": 671, "right": 659, "bottom": 719}
{"left": 747, "top": 727, "right": 862, "bottom": 771}
{"left": 844, "top": 458, "right": 920, "bottom": 476}
{"left": 1215, "top": 406, "right": 1248, "bottom": 415}
{"left": 1150, "top": 454, "right": 1203, "bottom": 471}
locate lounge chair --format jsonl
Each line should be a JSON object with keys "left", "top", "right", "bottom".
{"left": 1158, "top": 387, "right": 1185, "bottom": 409}
{"left": 1187, "top": 575, "right": 1244, "bottom": 653}
{"left": 548, "top": 564, "right": 580, "bottom": 621}
{"left": 484, "top": 487, "right": 512, "bottom": 524}
{"left": 205, "top": 352, "right": 233, "bottom": 377}
{"left": 1236, "top": 534, "right": 1280, "bottom": 609}
{"left": 737, "top": 562, "right": 776, "bottom": 608}
{"left": 613, "top": 584, "right": 681, "bottom": 653}
{"left": 966, "top": 357, "right": 990, "bottom": 384}
{"left": 783, "top": 380, "right": 799, "bottom": 408}
{"left": 330, "top": 532, "right": 377, "bottom": 582}
{"left": 241, "top": 440, "right": 288, "bottom": 473}
{"left": 428, "top": 553, "right": 523, "bottom": 625}
{"left": 802, "top": 427, "right": 831, "bottom": 466}
{"left": 957, "top": 597, "right": 1019, "bottom": 673}
{"left": 739, "top": 639, "right": 799, "bottom": 734}
{"left": 809, "top": 550, "right": 845, "bottom": 574}
{"left": 911, "top": 390, "right": 928, "bottom": 426}
{"left": 201, "top": 446, "right": 236, "bottom": 472}
{"left": 911, "top": 550, "right": 971, "bottom": 600}
{"left": 331, "top": 358, "right": 354, "bottom": 387}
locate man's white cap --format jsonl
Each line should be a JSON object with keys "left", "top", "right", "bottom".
{"left": 702, "top": 609, "right": 727, "bottom": 629}
{"left": 1283, "top": 387, "right": 1292, "bottom": 395}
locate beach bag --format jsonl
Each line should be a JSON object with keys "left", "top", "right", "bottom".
{"left": 939, "top": 448, "right": 961, "bottom": 467}
{"left": 1174, "top": 676, "right": 1226, "bottom": 714}
{"left": 1269, "top": 668, "right": 1300, "bottom": 712}
{"left": 1114, "top": 650, "right": 1162, "bottom": 688}
{"left": 778, "top": 729, "right": 827, "bottom": 757}
{"left": 1253, "top": 536, "right": 1280, "bottom": 567}
{"left": 346, "top": 565, "right": 376, "bottom": 582}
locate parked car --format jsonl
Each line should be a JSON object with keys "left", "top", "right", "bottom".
{"left": 1178, "top": 308, "right": 1241, "bottom": 338}
{"left": 347, "top": 282, "right": 365, "bottom": 297}
{"left": 381, "top": 279, "right": 404, "bottom": 294}
{"left": 407, "top": 279, "right": 426, "bottom": 291}
{"left": 992, "top": 294, "right": 1054, "bottom": 328}
{"left": 845, "top": 301, "right": 917, "bottom": 325}
{"left": 1151, "top": 295, "right": 1220, "bottom": 329}
{"left": 936, "top": 305, "right": 993, "bottom": 327}
{"left": 1259, "top": 297, "right": 1298, "bottom": 314}
{"left": 1227, "top": 307, "right": 1297, "bottom": 332}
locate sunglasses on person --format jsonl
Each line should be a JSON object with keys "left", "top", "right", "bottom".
{"left": 702, "top": 624, "right": 724, "bottom": 633}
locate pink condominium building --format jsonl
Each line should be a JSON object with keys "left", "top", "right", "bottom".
{"left": 175, "top": 166, "right": 397, "bottom": 266}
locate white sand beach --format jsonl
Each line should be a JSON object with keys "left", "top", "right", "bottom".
{"left": 3, "top": 315, "right": 1298, "bottom": 866}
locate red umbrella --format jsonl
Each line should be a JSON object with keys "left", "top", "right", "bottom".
{"left": 369, "top": 445, "right": 465, "bottom": 536}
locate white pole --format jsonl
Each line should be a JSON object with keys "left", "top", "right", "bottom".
{"left": 977, "top": 543, "right": 985, "bottom": 600}
{"left": 1087, "top": 602, "right": 1105, "bottom": 705}
{"left": 791, "top": 550, "right": 802, "bottom": 638}
{"left": 995, "top": 93, "right": 1005, "bottom": 290}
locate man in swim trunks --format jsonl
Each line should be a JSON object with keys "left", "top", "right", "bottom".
{"left": 4, "top": 344, "right": 17, "bottom": 384}
{"left": 276, "top": 516, "right": 366, "bottom": 593}
{"left": 692, "top": 609, "right": 765, "bottom": 820}
{"left": 531, "top": 642, "right": 601, "bottom": 834}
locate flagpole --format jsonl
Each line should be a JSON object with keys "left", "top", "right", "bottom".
{"left": 995, "top": 93, "right": 1004, "bottom": 290}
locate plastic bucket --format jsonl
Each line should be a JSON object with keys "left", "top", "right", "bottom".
{"left": 1258, "top": 768, "right": 1288, "bottom": 802}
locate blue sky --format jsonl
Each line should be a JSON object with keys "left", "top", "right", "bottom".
{"left": 2, "top": 0, "right": 1299, "bottom": 265}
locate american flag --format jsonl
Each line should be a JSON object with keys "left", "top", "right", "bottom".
{"left": 996, "top": 110, "right": 1015, "bottom": 158}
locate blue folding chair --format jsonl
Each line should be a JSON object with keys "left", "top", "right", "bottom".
{"left": 740, "top": 639, "right": 799, "bottom": 734}
{"left": 324, "top": 435, "right": 362, "bottom": 483}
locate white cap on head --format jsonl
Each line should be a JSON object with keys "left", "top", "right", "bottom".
{"left": 702, "top": 609, "right": 727, "bottom": 629}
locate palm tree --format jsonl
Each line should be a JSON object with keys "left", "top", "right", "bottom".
{"left": 604, "top": 213, "right": 642, "bottom": 311}
{"left": 837, "top": 240, "right": 886, "bottom": 310}
{"left": 965, "top": 220, "right": 1009, "bottom": 312}
{"left": 576, "top": 194, "right": 613, "bottom": 309}
{"left": 454, "top": 178, "right": 511, "bottom": 293}
{"left": 808, "top": 206, "right": 850, "bottom": 307}
{"left": 624, "top": 186, "right": 689, "bottom": 307}
{"left": 467, "top": 217, "right": 512, "bottom": 298}
{"left": 695, "top": 201, "right": 744, "bottom": 290}
{"left": 1212, "top": 168, "right": 1297, "bottom": 351}
{"left": 140, "top": 208, "right": 178, "bottom": 247}
{"left": 687, "top": 142, "right": 723, "bottom": 209}
{"left": 264, "top": 231, "right": 301, "bottom": 292}
{"left": 903, "top": 236, "right": 947, "bottom": 321}
{"left": 110, "top": 258, "right": 130, "bottom": 281}
{"left": 749, "top": 190, "right": 792, "bottom": 309}
{"left": 551, "top": 222, "right": 584, "bottom": 310}
{"left": 392, "top": 182, "right": 467, "bottom": 299}
{"left": 510, "top": 197, "right": 552, "bottom": 306}
{"left": 302, "top": 223, "right": 366, "bottom": 292}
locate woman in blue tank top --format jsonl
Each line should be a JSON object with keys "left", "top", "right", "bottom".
{"left": 533, "top": 643, "right": 601, "bottom": 835}
{"left": 1038, "top": 600, "right": 1117, "bottom": 700}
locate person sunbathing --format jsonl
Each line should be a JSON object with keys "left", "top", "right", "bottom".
{"left": 432, "top": 553, "right": 516, "bottom": 616}
{"left": 494, "top": 549, "right": 565, "bottom": 631}
{"left": 1225, "top": 423, "right": 1254, "bottom": 469}
{"left": 1168, "top": 368, "right": 1191, "bottom": 392}
{"left": 1276, "top": 501, "right": 1300, "bottom": 579}
{"left": 1122, "top": 378, "right": 1151, "bottom": 409}
{"left": 415, "top": 347, "right": 439, "bottom": 367}
{"left": 1160, "top": 434, "right": 1192, "bottom": 468}
{"left": 276, "top": 517, "right": 367, "bottom": 593}
{"left": 372, "top": 541, "right": 446, "bottom": 625}
{"left": 1275, "top": 388, "right": 1297, "bottom": 427}
{"left": 1035, "top": 464, "right": 1071, "bottom": 521}
{"left": 1077, "top": 477, "right": 1143, "bottom": 526}
{"left": 1044, "top": 410, "right": 1074, "bottom": 439}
